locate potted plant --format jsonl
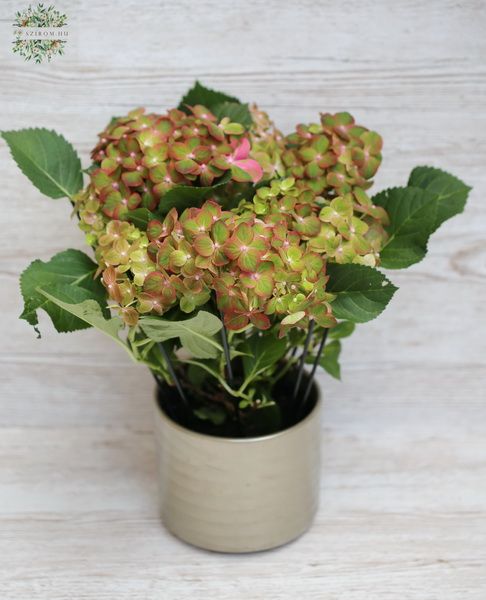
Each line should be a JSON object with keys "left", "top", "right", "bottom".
{"left": 2, "top": 82, "right": 470, "bottom": 553}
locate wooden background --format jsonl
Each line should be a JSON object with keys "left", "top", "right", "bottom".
{"left": 0, "top": 1, "right": 485, "bottom": 598}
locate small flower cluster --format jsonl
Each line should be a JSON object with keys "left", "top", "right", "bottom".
{"left": 253, "top": 109, "right": 383, "bottom": 198}
{"left": 248, "top": 104, "right": 286, "bottom": 179}
{"left": 89, "top": 106, "right": 263, "bottom": 219}
{"left": 75, "top": 103, "right": 389, "bottom": 332}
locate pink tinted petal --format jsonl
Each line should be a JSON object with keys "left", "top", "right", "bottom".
{"left": 232, "top": 137, "right": 250, "bottom": 161}
{"left": 234, "top": 158, "right": 263, "bottom": 183}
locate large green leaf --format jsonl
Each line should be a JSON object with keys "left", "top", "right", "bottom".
{"left": 37, "top": 289, "right": 126, "bottom": 349}
{"left": 157, "top": 172, "right": 231, "bottom": 215}
{"left": 408, "top": 166, "right": 471, "bottom": 231}
{"left": 122, "top": 207, "right": 158, "bottom": 229}
{"left": 242, "top": 334, "right": 288, "bottom": 378}
{"left": 20, "top": 249, "right": 106, "bottom": 334}
{"left": 329, "top": 321, "right": 355, "bottom": 340}
{"left": 33, "top": 284, "right": 103, "bottom": 334}
{"left": 373, "top": 186, "right": 439, "bottom": 268}
{"left": 212, "top": 102, "right": 253, "bottom": 129}
{"left": 193, "top": 405, "right": 227, "bottom": 426}
{"left": 326, "top": 263, "right": 397, "bottom": 323}
{"left": 319, "top": 340, "right": 342, "bottom": 380}
{"left": 307, "top": 339, "right": 342, "bottom": 380}
{"left": 178, "top": 81, "right": 240, "bottom": 113}
{"left": 374, "top": 168, "right": 471, "bottom": 269}
{"left": 140, "top": 311, "right": 223, "bottom": 359}
{"left": 1, "top": 128, "right": 83, "bottom": 199}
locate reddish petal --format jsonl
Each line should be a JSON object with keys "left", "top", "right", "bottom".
{"left": 193, "top": 234, "right": 214, "bottom": 257}
{"left": 254, "top": 274, "right": 274, "bottom": 298}
{"left": 169, "top": 142, "right": 190, "bottom": 161}
{"left": 122, "top": 171, "right": 144, "bottom": 187}
{"left": 211, "top": 156, "right": 231, "bottom": 171}
{"left": 147, "top": 219, "right": 165, "bottom": 241}
{"left": 100, "top": 157, "right": 119, "bottom": 174}
{"left": 249, "top": 312, "right": 271, "bottom": 330}
{"left": 235, "top": 222, "right": 253, "bottom": 245}
{"left": 230, "top": 165, "right": 252, "bottom": 183}
{"left": 223, "top": 239, "right": 242, "bottom": 260}
{"left": 102, "top": 266, "right": 117, "bottom": 286}
{"left": 91, "top": 168, "right": 112, "bottom": 190}
{"left": 199, "top": 168, "right": 215, "bottom": 186}
{"left": 212, "top": 220, "right": 229, "bottom": 244}
{"left": 234, "top": 159, "right": 263, "bottom": 183}
{"left": 207, "top": 122, "right": 225, "bottom": 141}
{"left": 232, "top": 137, "right": 250, "bottom": 161}
{"left": 237, "top": 248, "right": 260, "bottom": 272}
{"left": 127, "top": 193, "right": 141, "bottom": 210}
{"left": 224, "top": 311, "right": 250, "bottom": 331}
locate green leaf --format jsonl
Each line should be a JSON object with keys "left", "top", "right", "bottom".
{"left": 329, "top": 321, "right": 355, "bottom": 339}
{"left": 242, "top": 334, "right": 288, "bottom": 378}
{"left": 187, "top": 362, "right": 210, "bottom": 387}
{"left": 1, "top": 128, "right": 83, "bottom": 199}
{"left": 34, "top": 284, "right": 102, "bottom": 333}
{"left": 36, "top": 289, "right": 126, "bottom": 349}
{"left": 408, "top": 166, "right": 471, "bottom": 231}
{"left": 140, "top": 311, "right": 223, "bottom": 359}
{"left": 157, "top": 172, "right": 231, "bottom": 215}
{"left": 194, "top": 405, "right": 227, "bottom": 426}
{"left": 320, "top": 340, "right": 341, "bottom": 380}
{"left": 327, "top": 263, "right": 397, "bottom": 323}
{"left": 212, "top": 102, "right": 253, "bottom": 129}
{"left": 281, "top": 311, "right": 306, "bottom": 326}
{"left": 20, "top": 249, "right": 106, "bottom": 334}
{"left": 183, "top": 358, "right": 236, "bottom": 396}
{"left": 373, "top": 186, "right": 438, "bottom": 268}
{"left": 306, "top": 339, "right": 342, "bottom": 379}
{"left": 178, "top": 81, "right": 240, "bottom": 113}
{"left": 122, "top": 207, "right": 157, "bottom": 230}
{"left": 374, "top": 169, "right": 471, "bottom": 269}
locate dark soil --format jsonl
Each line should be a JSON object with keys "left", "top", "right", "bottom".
{"left": 156, "top": 364, "right": 318, "bottom": 438}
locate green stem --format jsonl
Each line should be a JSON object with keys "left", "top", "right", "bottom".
{"left": 183, "top": 359, "right": 252, "bottom": 401}
{"left": 270, "top": 355, "right": 298, "bottom": 385}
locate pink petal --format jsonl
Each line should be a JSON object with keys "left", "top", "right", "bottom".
{"left": 234, "top": 158, "right": 263, "bottom": 183}
{"left": 232, "top": 137, "right": 250, "bottom": 161}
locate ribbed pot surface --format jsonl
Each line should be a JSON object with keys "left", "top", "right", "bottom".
{"left": 154, "top": 392, "right": 322, "bottom": 553}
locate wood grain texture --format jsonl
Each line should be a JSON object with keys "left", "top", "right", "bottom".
{"left": 0, "top": 0, "right": 485, "bottom": 597}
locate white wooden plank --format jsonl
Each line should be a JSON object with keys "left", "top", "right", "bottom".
{"left": 0, "top": 0, "right": 485, "bottom": 597}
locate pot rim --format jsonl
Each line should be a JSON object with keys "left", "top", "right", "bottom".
{"left": 155, "top": 382, "right": 321, "bottom": 444}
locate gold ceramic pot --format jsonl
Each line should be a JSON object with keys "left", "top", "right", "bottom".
{"left": 154, "top": 389, "right": 322, "bottom": 553}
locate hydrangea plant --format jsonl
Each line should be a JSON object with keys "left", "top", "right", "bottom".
{"left": 2, "top": 82, "right": 471, "bottom": 436}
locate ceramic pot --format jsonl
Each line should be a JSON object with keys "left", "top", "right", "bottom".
{"left": 154, "top": 387, "right": 322, "bottom": 553}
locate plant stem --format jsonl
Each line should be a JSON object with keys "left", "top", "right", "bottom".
{"left": 300, "top": 328, "right": 329, "bottom": 415}
{"left": 219, "top": 317, "right": 234, "bottom": 387}
{"left": 270, "top": 354, "right": 299, "bottom": 385}
{"left": 157, "top": 342, "right": 190, "bottom": 409}
{"left": 151, "top": 371, "right": 164, "bottom": 388}
{"left": 218, "top": 315, "right": 241, "bottom": 431}
{"left": 292, "top": 320, "right": 315, "bottom": 401}
{"left": 183, "top": 359, "right": 251, "bottom": 400}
